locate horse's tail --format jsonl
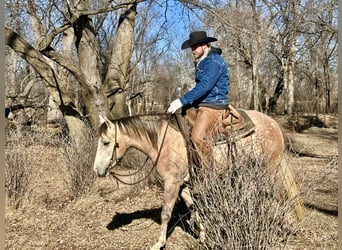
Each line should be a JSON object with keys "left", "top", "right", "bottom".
{"left": 280, "top": 159, "right": 304, "bottom": 221}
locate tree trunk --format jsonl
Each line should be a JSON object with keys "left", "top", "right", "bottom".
{"left": 235, "top": 52, "right": 242, "bottom": 107}
{"left": 64, "top": 116, "right": 89, "bottom": 148}
{"left": 6, "top": 49, "right": 17, "bottom": 109}
{"left": 284, "top": 2, "right": 299, "bottom": 116}
{"left": 73, "top": 1, "right": 110, "bottom": 127}
{"left": 251, "top": 60, "right": 259, "bottom": 110}
{"left": 60, "top": 26, "right": 89, "bottom": 145}
{"left": 282, "top": 58, "right": 289, "bottom": 114}
{"left": 27, "top": 0, "right": 47, "bottom": 46}
{"left": 323, "top": 61, "right": 331, "bottom": 113}
{"left": 287, "top": 52, "right": 295, "bottom": 115}
{"left": 60, "top": 27, "right": 75, "bottom": 100}
{"left": 250, "top": 0, "right": 261, "bottom": 111}
{"left": 103, "top": 3, "right": 137, "bottom": 118}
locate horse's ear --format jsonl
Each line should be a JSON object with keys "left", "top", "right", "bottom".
{"left": 99, "top": 115, "right": 107, "bottom": 125}
{"left": 99, "top": 115, "right": 114, "bottom": 129}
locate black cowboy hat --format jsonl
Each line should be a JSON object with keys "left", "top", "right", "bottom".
{"left": 181, "top": 31, "right": 217, "bottom": 50}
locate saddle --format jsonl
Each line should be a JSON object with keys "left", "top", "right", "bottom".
{"left": 172, "top": 105, "right": 256, "bottom": 169}
{"left": 220, "top": 104, "right": 256, "bottom": 140}
{"left": 172, "top": 104, "right": 255, "bottom": 140}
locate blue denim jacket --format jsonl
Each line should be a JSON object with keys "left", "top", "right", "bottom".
{"left": 179, "top": 47, "right": 229, "bottom": 107}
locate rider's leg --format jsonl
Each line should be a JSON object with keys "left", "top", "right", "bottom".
{"left": 190, "top": 106, "right": 223, "bottom": 166}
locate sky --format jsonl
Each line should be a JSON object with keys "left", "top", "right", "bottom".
{"left": 148, "top": 0, "right": 206, "bottom": 53}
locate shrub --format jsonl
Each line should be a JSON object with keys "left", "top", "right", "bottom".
{"left": 5, "top": 127, "right": 39, "bottom": 208}
{"left": 58, "top": 127, "right": 97, "bottom": 200}
{"left": 189, "top": 146, "right": 297, "bottom": 249}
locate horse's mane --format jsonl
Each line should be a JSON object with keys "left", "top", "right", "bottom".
{"left": 100, "top": 113, "right": 171, "bottom": 150}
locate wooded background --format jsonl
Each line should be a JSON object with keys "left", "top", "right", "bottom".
{"left": 5, "top": 0, "right": 338, "bottom": 143}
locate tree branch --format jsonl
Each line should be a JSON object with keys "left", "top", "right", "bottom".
{"left": 5, "top": 27, "right": 78, "bottom": 114}
{"left": 37, "top": 0, "right": 147, "bottom": 51}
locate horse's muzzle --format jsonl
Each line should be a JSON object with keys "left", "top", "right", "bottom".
{"left": 94, "top": 167, "right": 109, "bottom": 178}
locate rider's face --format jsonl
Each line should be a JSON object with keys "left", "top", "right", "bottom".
{"left": 191, "top": 43, "right": 206, "bottom": 60}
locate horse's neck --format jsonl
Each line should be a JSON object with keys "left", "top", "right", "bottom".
{"left": 124, "top": 133, "right": 159, "bottom": 163}
{"left": 122, "top": 118, "right": 171, "bottom": 163}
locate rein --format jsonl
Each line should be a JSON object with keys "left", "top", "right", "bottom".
{"left": 108, "top": 114, "right": 172, "bottom": 185}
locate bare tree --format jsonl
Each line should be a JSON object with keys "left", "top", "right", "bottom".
{"left": 302, "top": 0, "right": 338, "bottom": 113}
{"left": 5, "top": 0, "right": 147, "bottom": 146}
{"left": 179, "top": 0, "right": 337, "bottom": 114}
{"left": 5, "top": 0, "right": 338, "bottom": 143}
{"left": 264, "top": 0, "right": 337, "bottom": 114}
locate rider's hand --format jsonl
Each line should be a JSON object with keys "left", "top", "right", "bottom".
{"left": 167, "top": 99, "right": 183, "bottom": 113}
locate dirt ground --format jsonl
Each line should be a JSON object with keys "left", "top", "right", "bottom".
{"left": 5, "top": 114, "right": 338, "bottom": 249}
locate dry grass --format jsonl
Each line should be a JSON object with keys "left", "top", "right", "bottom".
{"left": 286, "top": 154, "right": 338, "bottom": 249}
{"left": 6, "top": 125, "right": 98, "bottom": 207}
{"left": 298, "top": 155, "right": 338, "bottom": 211}
{"left": 5, "top": 125, "right": 58, "bottom": 208}
{"left": 5, "top": 127, "right": 34, "bottom": 209}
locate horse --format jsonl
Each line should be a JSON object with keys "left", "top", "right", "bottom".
{"left": 93, "top": 111, "right": 304, "bottom": 250}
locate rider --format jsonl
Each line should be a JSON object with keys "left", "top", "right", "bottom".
{"left": 167, "top": 31, "right": 230, "bottom": 166}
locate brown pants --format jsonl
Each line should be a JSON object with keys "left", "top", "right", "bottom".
{"left": 184, "top": 106, "right": 226, "bottom": 165}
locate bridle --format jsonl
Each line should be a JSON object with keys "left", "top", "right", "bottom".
{"left": 108, "top": 122, "right": 121, "bottom": 167}
{"left": 108, "top": 115, "right": 172, "bottom": 185}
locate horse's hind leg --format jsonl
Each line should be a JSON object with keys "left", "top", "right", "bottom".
{"left": 180, "top": 185, "right": 205, "bottom": 242}
{"left": 279, "top": 159, "right": 304, "bottom": 221}
{"left": 151, "top": 180, "right": 180, "bottom": 250}
{"left": 180, "top": 185, "right": 194, "bottom": 209}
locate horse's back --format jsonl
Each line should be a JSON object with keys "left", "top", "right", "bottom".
{"left": 246, "top": 110, "right": 285, "bottom": 146}
{"left": 246, "top": 110, "right": 282, "bottom": 130}
{"left": 244, "top": 110, "right": 285, "bottom": 169}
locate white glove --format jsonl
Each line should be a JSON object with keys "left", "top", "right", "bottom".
{"left": 167, "top": 99, "right": 183, "bottom": 113}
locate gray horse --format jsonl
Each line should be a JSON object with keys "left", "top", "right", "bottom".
{"left": 93, "top": 112, "right": 303, "bottom": 249}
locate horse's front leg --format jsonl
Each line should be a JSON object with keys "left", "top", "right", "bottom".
{"left": 150, "top": 180, "right": 180, "bottom": 250}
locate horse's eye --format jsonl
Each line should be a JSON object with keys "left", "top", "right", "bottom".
{"left": 103, "top": 141, "right": 110, "bottom": 146}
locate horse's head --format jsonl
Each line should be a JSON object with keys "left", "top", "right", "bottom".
{"left": 93, "top": 115, "right": 126, "bottom": 177}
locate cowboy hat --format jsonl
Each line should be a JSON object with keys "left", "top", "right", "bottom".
{"left": 181, "top": 31, "right": 217, "bottom": 50}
